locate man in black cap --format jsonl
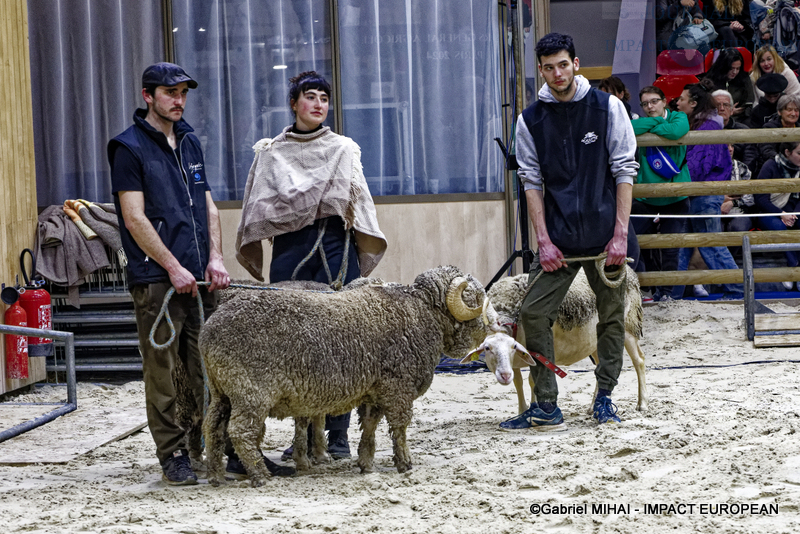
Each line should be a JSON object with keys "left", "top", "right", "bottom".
{"left": 107, "top": 62, "right": 230, "bottom": 485}
{"left": 750, "top": 73, "right": 789, "bottom": 129}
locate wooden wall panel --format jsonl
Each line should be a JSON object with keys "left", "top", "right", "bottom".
{"left": 219, "top": 199, "right": 509, "bottom": 287}
{"left": 0, "top": 0, "right": 44, "bottom": 394}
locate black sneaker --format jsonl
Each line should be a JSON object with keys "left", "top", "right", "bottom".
{"left": 225, "top": 453, "right": 296, "bottom": 480}
{"left": 327, "top": 433, "right": 351, "bottom": 460}
{"left": 162, "top": 450, "right": 198, "bottom": 486}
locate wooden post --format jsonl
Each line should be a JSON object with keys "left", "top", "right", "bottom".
{"left": 0, "top": 0, "right": 44, "bottom": 394}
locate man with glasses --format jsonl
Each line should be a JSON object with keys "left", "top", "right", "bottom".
{"left": 629, "top": 86, "right": 692, "bottom": 301}
{"left": 713, "top": 89, "right": 759, "bottom": 174}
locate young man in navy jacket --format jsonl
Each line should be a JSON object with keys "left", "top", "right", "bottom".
{"left": 108, "top": 63, "right": 230, "bottom": 485}
{"left": 502, "top": 34, "right": 639, "bottom": 431}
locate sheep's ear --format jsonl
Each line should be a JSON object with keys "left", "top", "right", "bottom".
{"left": 461, "top": 346, "right": 484, "bottom": 364}
{"left": 514, "top": 342, "right": 537, "bottom": 366}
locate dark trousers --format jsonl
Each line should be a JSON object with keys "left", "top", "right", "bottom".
{"left": 519, "top": 261, "right": 626, "bottom": 404}
{"left": 272, "top": 216, "right": 359, "bottom": 434}
{"left": 270, "top": 216, "right": 360, "bottom": 285}
{"left": 132, "top": 282, "right": 217, "bottom": 465}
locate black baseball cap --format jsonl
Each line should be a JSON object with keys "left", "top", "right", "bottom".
{"left": 142, "top": 62, "right": 198, "bottom": 89}
{"left": 756, "top": 73, "right": 788, "bottom": 95}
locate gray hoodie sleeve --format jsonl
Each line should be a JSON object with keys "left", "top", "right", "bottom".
{"left": 606, "top": 95, "right": 639, "bottom": 186}
{"left": 515, "top": 114, "right": 543, "bottom": 191}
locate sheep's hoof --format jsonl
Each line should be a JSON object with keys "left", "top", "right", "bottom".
{"left": 636, "top": 402, "right": 649, "bottom": 412}
{"left": 250, "top": 476, "right": 268, "bottom": 488}
{"left": 312, "top": 452, "right": 332, "bottom": 465}
{"left": 395, "top": 462, "right": 412, "bottom": 474}
{"left": 294, "top": 457, "right": 312, "bottom": 472}
{"left": 358, "top": 463, "right": 375, "bottom": 474}
{"left": 208, "top": 476, "right": 224, "bottom": 487}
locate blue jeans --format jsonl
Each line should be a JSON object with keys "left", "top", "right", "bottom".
{"left": 672, "top": 195, "right": 743, "bottom": 298}
{"left": 756, "top": 215, "right": 800, "bottom": 267}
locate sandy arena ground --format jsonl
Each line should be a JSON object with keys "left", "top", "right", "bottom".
{"left": 1, "top": 299, "right": 800, "bottom": 533}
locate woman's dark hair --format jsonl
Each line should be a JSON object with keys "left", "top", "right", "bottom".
{"left": 638, "top": 85, "right": 665, "bottom": 101}
{"left": 288, "top": 71, "right": 331, "bottom": 107}
{"left": 599, "top": 76, "right": 630, "bottom": 102}
{"left": 535, "top": 33, "right": 575, "bottom": 64}
{"left": 683, "top": 78, "right": 718, "bottom": 129}
{"left": 779, "top": 141, "right": 800, "bottom": 156}
{"left": 705, "top": 48, "right": 748, "bottom": 88}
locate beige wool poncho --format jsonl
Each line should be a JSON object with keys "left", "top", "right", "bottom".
{"left": 236, "top": 126, "right": 387, "bottom": 281}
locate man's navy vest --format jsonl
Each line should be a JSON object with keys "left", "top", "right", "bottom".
{"left": 108, "top": 110, "right": 211, "bottom": 287}
{"left": 522, "top": 88, "right": 617, "bottom": 255}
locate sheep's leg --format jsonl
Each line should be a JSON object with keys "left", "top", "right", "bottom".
{"left": 588, "top": 351, "right": 600, "bottom": 415}
{"left": 385, "top": 402, "right": 413, "bottom": 473}
{"left": 528, "top": 371, "right": 536, "bottom": 407}
{"left": 292, "top": 418, "right": 312, "bottom": 472}
{"left": 202, "top": 391, "right": 230, "bottom": 487}
{"left": 625, "top": 333, "right": 648, "bottom": 412}
{"left": 227, "top": 400, "right": 271, "bottom": 487}
{"left": 186, "top": 414, "right": 205, "bottom": 473}
{"left": 356, "top": 404, "right": 383, "bottom": 474}
{"left": 310, "top": 415, "right": 331, "bottom": 465}
{"left": 512, "top": 368, "right": 527, "bottom": 414}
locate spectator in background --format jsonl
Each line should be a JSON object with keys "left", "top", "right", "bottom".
{"left": 721, "top": 143, "right": 754, "bottom": 257}
{"left": 750, "top": 73, "right": 789, "bottom": 129}
{"left": 630, "top": 86, "right": 691, "bottom": 301}
{"left": 751, "top": 44, "right": 800, "bottom": 100}
{"left": 656, "top": 0, "right": 704, "bottom": 53}
{"left": 753, "top": 140, "right": 800, "bottom": 290}
{"left": 672, "top": 79, "right": 743, "bottom": 299}
{"left": 706, "top": 0, "right": 753, "bottom": 48}
{"left": 599, "top": 76, "right": 639, "bottom": 119}
{"left": 704, "top": 48, "right": 755, "bottom": 121}
{"left": 525, "top": 82, "right": 534, "bottom": 108}
{"left": 759, "top": 94, "right": 800, "bottom": 162}
{"left": 712, "top": 89, "right": 759, "bottom": 173}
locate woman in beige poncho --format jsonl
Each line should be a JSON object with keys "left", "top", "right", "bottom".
{"left": 234, "top": 71, "right": 388, "bottom": 468}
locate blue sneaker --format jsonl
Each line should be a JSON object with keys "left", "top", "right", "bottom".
{"left": 593, "top": 396, "right": 621, "bottom": 424}
{"left": 499, "top": 403, "right": 565, "bottom": 432}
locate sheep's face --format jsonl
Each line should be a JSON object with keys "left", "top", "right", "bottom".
{"left": 462, "top": 332, "right": 530, "bottom": 386}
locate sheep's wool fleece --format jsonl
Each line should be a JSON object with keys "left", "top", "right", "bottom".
{"left": 236, "top": 126, "right": 388, "bottom": 281}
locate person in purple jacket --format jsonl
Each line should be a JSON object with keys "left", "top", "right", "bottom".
{"left": 672, "top": 79, "right": 743, "bottom": 299}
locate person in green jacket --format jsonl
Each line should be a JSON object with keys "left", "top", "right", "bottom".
{"left": 631, "top": 86, "right": 691, "bottom": 301}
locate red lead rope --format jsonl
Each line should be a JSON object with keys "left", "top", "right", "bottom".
{"left": 526, "top": 348, "right": 567, "bottom": 378}
{"left": 508, "top": 322, "right": 567, "bottom": 378}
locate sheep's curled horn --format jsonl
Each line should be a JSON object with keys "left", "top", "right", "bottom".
{"left": 446, "top": 277, "right": 483, "bottom": 321}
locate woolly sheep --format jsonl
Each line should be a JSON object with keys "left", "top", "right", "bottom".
{"left": 471, "top": 266, "right": 647, "bottom": 414}
{"left": 176, "top": 278, "right": 338, "bottom": 472}
{"left": 199, "top": 266, "right": 493, "bottom": 487}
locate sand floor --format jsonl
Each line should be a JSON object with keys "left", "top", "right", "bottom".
{"left": 0, "top": 300, "right": 799, "bottom": 533}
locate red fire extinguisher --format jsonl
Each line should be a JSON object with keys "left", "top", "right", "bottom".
{"left": 2, "top": 286, "right": 29, "bottom": 380}
{"left": 18, "top": 249, "right": 53, "bottom": 358}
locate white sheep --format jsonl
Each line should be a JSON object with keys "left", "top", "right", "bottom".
{"left": 468, "top": 266, "right": 647, "bottom": 414}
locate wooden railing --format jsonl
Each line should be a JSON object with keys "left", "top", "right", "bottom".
{"left": 631, "top": 128, "right": 800, "bottom": 289}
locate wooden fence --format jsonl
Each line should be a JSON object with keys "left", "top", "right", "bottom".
{"left": 632, "top": 128, "right": 800, "bottom": 289}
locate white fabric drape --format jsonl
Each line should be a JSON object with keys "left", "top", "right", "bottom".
{"left": 29, "top": 0, "right": 503, "bottom": 203}
{"left": 172, "top": 0, "right": 333, "bottom": 201}
{"left": 339, "top": 0, "right": 503, "bottom": 195}
{"left": 28, "top": 0, "right": 164, "bottom": 206}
